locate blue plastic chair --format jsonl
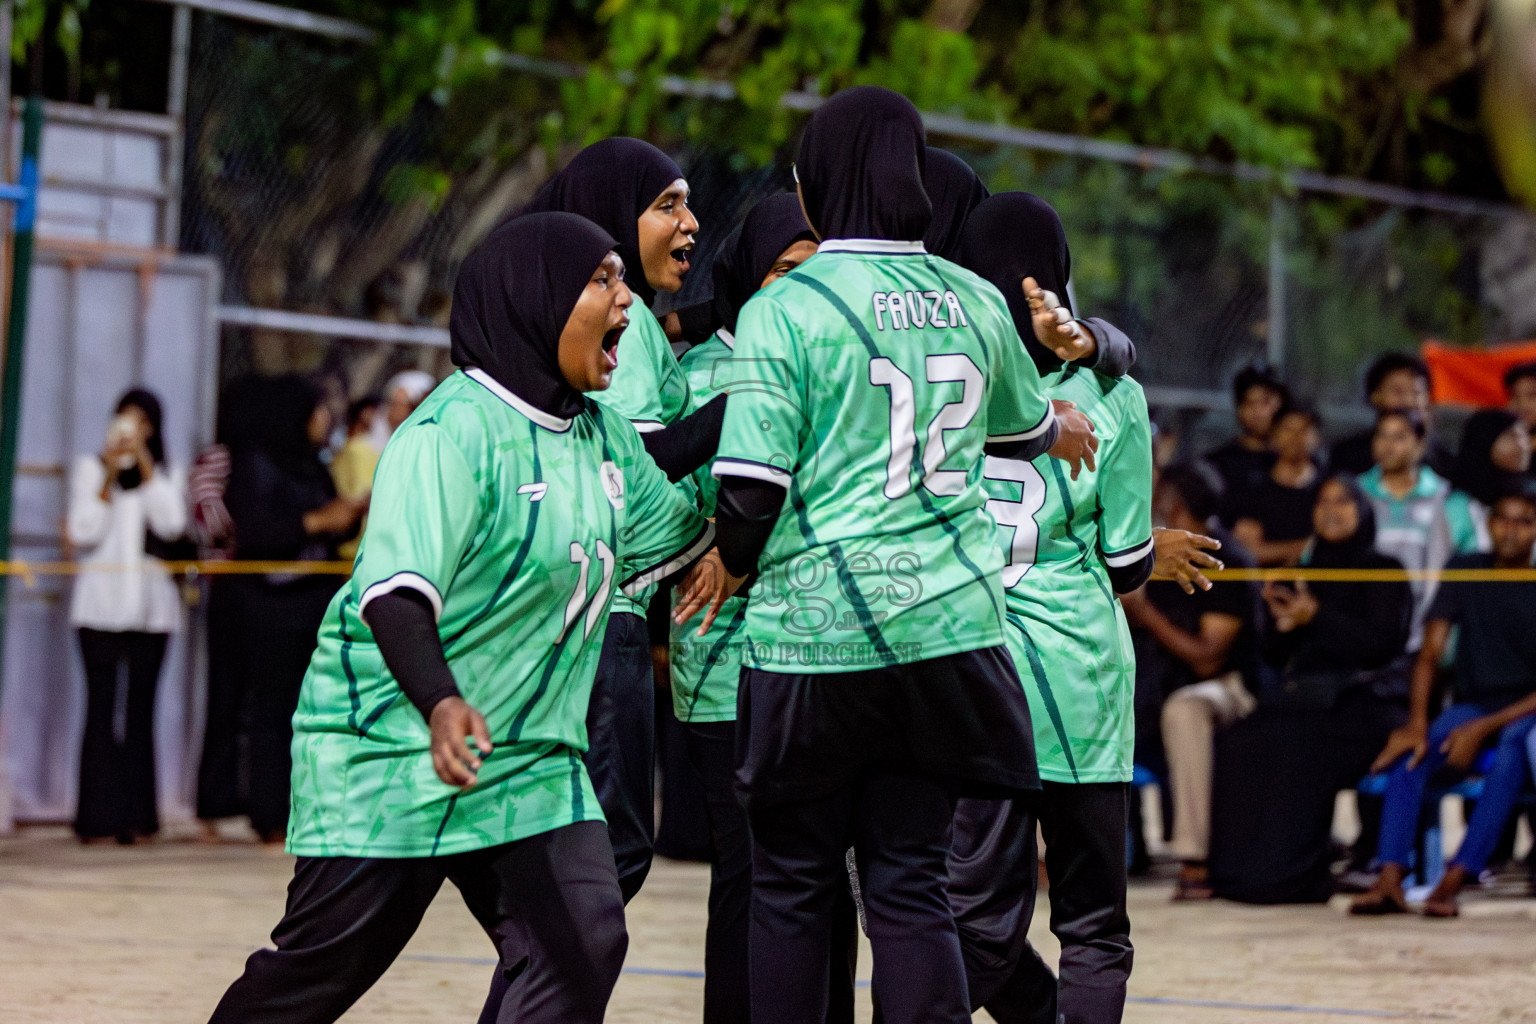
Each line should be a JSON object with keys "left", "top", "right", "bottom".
{"left": 1127, "top": 765, "right": 1159, "bottom": 868}
{"left": 1357, "top": 749, "right": 1501, "bottom": 889}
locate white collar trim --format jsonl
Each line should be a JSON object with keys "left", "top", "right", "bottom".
{"left": 716, "top": 328, "right": 735, "bottom": 350}
{"left": 816, "top": 239, "right": 927, "bottom": 255}
{"left": 465, "top": 367, "right": 574, "bottom": 433}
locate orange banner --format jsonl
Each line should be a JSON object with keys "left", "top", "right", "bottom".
{"left": 1422, "top": 339, "right": 1536, "bottom": 407}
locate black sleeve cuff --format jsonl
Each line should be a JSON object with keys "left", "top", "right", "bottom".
{"left": 985, "top": 418, "right": 1059, "bottom": 463}
{"left": 1106, "top": 549, "right": 1155, "bottom": 595}
{"left": 1082, "top": 318, "right": 1137, "bottom": 378}
{"left": 624, "top": 521, "right": 717, "bottom": 594}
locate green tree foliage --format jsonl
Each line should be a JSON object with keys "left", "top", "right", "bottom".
{"left": 306, "top": 0, "right": 1427, "bottom": 177}
{"left": 988, "top": 0, "right": 1409, "bottom": 169}
{"left": 25, "top": 0, "right": 1505, "bottom": 389}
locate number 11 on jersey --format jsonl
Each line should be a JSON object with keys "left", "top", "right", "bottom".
{"left": 984, "top": 456, "right": 1046, "bottom": 586}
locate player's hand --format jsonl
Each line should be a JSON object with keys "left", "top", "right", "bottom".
{"left": 1441, "top": 719, "right": 1493, "bottom": 774}
{"left": 1151, "top": 527, "right": 1224, "bottom": 594}
{"left": 1261, "top": 580, "right": 1300, "bottom": 632}
{"left": 428, "top": 696, "right": 493, "bottom": 789}
{"left": 1372, "top": 722, "right": 1429, "bottom": 773}
{"left": 99, "top": 435, "right": 134, "bottom": 475}
{"left": 1047, "top": 400, "right": 1098, "bottom": 480}
{"left": 673, "top": 548, "right": 746, "bottom": 636}
{"left": 1283, "top": 579, "right": 1318, "bottom": 626}
{"left": 1023, "top": 276, "right": 1095, "bottom": 362}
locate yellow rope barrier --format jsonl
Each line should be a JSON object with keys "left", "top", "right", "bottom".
{"left": 0, "top": 560, "right": 355, "bottom": 577}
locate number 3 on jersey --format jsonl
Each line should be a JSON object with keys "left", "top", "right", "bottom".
{"left": 869, "top": 353, "right": 982, "bottom": 498}
{"left": 984, "top": 456, "right": 1046, "bottom": 586}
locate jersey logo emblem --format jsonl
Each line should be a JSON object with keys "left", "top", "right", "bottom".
{"left": 600, "top": 462, "right": 626, "bottom": 510}
{"left": 517, "top": 482, "right": 548, "bottom": 502}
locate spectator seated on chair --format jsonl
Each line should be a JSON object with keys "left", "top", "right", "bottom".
{"left": 1207, "top": 476, "right": 1413, "bottom": 905}
{"left": 1352, "top": 487, "right": 1536, "bottom": 918}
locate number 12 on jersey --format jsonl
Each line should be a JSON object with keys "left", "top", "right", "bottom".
{"left": 869, "top": 353, "right": 982, "bottom": 499}
{"left": 984, "top": 456, "right": 1046, "bottom": 586}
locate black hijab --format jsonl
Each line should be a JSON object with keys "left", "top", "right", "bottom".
{"left": 1306, "top": 474, "right": 1379, "bottom": 569}
{"left": 795, "top": 86, "right": 931, "bottom": 242}
{"left": 451, "top": 211, "right": 619, "bottom": 421}
{"left": 958, "top": 191, "right": 1072, "bottom": 372}
{"left": 714, "top": 192, "right": 815, "bottom": 333}
{"left": 1452, "top": 409, "right": 1524, "bottom": 506}
{"left": 1281, "top": 474, "right": 1412, "bottom": 676}
{"left": 922, "top": 147, "right": 989, "bottom": 260}
{"left": 236, "top": 376, "right": 324, "bottom": 464}
{"left": 522, "top": 137, "right": 683, "bottom": 308}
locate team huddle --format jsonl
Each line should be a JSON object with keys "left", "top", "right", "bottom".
{"left": 206, "top": 86, "right": 1216, "bottom": 1024}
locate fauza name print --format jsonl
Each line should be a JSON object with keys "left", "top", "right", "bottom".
{"left": 871, "top": 290, "right": 969, "bottom": 332}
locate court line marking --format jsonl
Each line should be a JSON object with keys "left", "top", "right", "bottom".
{"left": 1125, "top": 995, "right": 1408, "bottom": 1018}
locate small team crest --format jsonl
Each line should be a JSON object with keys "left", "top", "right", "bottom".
{"left": 600, "top": 461, "right": 626, "bottom": 510}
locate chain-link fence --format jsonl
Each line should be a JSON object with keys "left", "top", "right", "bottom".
{"left": 176, "top": 8, "right": 1536, "bottom": 455}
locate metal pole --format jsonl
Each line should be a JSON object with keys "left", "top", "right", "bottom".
{"left": 1267, "top": 194, "right": 1287, "bottom": 372}
{"left": 162, "top": 3, "right": 191, "bottom": 248}
{"left": 0, "top": 96, "right": 44, "bottom": 698}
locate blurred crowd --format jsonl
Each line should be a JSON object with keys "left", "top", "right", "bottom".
{"left": 57, "top": 353, "right": 1536, "bottom": 916}
{"left": 1131, "top": 355, "right": 1536, "bottom": 912}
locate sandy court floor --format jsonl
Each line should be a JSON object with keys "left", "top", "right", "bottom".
{"left": 3, "top": 824, "right": 1536, "bottom": 1023}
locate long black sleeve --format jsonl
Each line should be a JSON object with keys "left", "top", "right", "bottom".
{"left": 714, "top": 476, "right": 787, "bottom": 577}
{"left": 1081, "top": 318, "right": 1137, "bottom": 379}
{"left": 641, "top": 394, "right": 728, "bottom": 482}
{"left": 362, "top": 589, "right": 461, "bottom": 722}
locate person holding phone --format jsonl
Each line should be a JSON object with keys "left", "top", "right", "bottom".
{"left": 1208, "top": 476, "right": 1413, "bottom": 903}
{"left": 66, "top": 388, "right": 188, "bottom": 843}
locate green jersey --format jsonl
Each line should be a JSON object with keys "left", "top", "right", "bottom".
{"left": 985, "top": 364, "right": 1153, "bottom": 783}
{"left": 713, "top": 240, "right": 1055, "bottom": 672}
{"left": 671, "top": 328, "right": 755, "bottom": 721}
{"left": 288, "top": 369, "right": 712, "bottom": 858}
{"left": 598, "top": 308, "right": 694, "bottom": 619}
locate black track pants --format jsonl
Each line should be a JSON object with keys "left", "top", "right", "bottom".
{"left": 206, "top": 821, "right": 626, "bottom": 1024}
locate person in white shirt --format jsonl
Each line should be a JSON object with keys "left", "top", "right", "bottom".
{"left": 65, "top": 388, "right": 187, "bottom": 843}
{"left": 366, "top": 369, "right": 437, "bottom": 454}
